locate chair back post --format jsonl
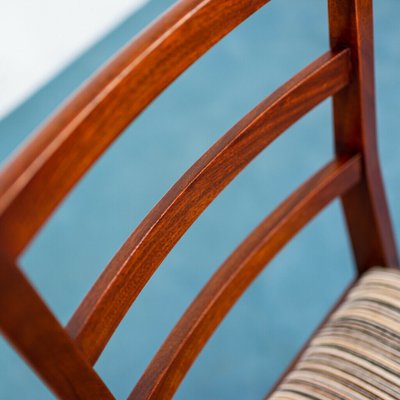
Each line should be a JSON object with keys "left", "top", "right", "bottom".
{"left": 328, "top": 0, "right": 399, "bottom": 273}
{"left": 0, "top": 1, "right": 399, "bottom": 398}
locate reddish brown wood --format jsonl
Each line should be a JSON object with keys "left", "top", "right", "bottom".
{"left": 0, "top": 0, "right": 271, "bottom": 260}
{"left": 129, "top": 155, "right": 362, "bottom": 400}
{"left": 67, "top": 50, "right": 352, "bottom": 365}
{"left": 1, "top": 0, "right": 398, "bottom": 398}
{"left": 0, "top": 253, "right": 113, "bottom": 399}
{"left": 263, "top": 1, "right": 400, "bottom": 396}
{"left": 329, "top": 0, "right": 399, "bottom": 272}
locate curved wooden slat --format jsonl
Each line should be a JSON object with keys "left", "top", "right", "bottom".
{"left": 129, "top": 155, "right": 362, "bottom": 400}
{"left": 0, "top": 0, "right": 272, "bottom": 259}
{"left": 66, "top": 49, "right": 352, "bottom": 364}
{"left": 0, "top": 253, "right": 114, "bottom": 399}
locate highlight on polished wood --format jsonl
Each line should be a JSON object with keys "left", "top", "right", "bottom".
{"left": 68, "top": 49, "right": 352, "bottom": 365}
{"left": 0, "top": 0, "right": 272, "bottom": 260}
{"left": 129, "top": 155, "right": 362, "bottom": 400}
{"left": 0, "top": 252, "right": 114, "bottom": 400}
{"left": 328, "top": 0, "right": 398, "bottom": 271}
{"left": 0, "top": 0, "right": 398, "bottom": 399}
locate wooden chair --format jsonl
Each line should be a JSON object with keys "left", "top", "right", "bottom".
{"left": 1, "top": 0, "right": 399, "bottom": 398}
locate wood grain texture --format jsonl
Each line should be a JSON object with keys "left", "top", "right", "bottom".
{"left": 0, "top": 253, "right": 114, "bottom": 400}
{"left": 0, "top": 0, "right": 271, "bottom": 259}
{"left": 1, "top": 1, "right": 398, "bottom": 398}
{"left": 67, "top": 50, "right": 352, "bottom": 365}
{"left": 129, "top": 155, "right": 362, "bottom": 400}
{"left": 329, "top": 0, "right": 399, "bottom": 271}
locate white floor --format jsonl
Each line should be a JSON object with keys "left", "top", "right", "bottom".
{"left": 0, "top": 0, "right": 149, "bottom": 119}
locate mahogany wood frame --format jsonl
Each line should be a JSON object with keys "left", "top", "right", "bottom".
{"left": 0, "top": 0, "right": 398, "bottom": 399}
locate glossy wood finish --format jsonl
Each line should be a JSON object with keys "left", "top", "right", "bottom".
{"left": 130, "top": 155, "right": 362, "bottom": 399}
{"left": 0, "top": 0, "right": 398, "bottom": 398}
{"left": 329, "top": 0, "right": 399, "bottom": 271}
{"left": 263, "top": 2, "right": 400, "bottom": 393}
{"left": 67, "top": 50, "right": 352, "bottom": 364}
{"left": 0, "top": 253, "right": 114, "bottom": 399}
{"left": 0, "top": 0, "right": 271, "bottom": 259}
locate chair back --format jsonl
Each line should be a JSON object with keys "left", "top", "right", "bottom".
{"left": 0, "top": 1, "right": 398, "bottom": 398}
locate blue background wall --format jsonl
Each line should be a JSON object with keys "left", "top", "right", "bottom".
{"left": 1, "top": 1, "right": 399, "bottom": 398}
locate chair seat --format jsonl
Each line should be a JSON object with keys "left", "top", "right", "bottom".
{"left": 269, "top": 268, "right": 400, "bottom": 400}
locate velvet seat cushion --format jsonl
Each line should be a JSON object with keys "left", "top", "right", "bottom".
{"left": 269, "top": 267, "right": 400, "bottom": 400}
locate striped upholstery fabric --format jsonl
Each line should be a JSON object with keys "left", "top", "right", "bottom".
{"left": 269, "top": 267, "right": 400, "bottom": 400}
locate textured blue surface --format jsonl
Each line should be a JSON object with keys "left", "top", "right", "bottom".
{"left": 0, "top": 1, "right": 399, "bottom": 399}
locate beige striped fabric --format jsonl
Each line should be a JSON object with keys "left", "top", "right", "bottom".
{"left": 269, "top": 267, "right": 400, "bottom": 400}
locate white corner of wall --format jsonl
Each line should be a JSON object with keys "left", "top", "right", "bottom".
{"left": 0, "top": 0, "right": 149, "bottom": 119}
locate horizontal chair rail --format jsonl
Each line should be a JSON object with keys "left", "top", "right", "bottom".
{"left": 0, "top": 0, "right": 271, "bottom": 259}
{"left": 0, "top": 254, "right": 114, "bottom": 400}
{"left": 129, "top": 155, "right": 362, "bottom": 400}
{"left": 67, "top": 50, "right": 352, "bottom": 364}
